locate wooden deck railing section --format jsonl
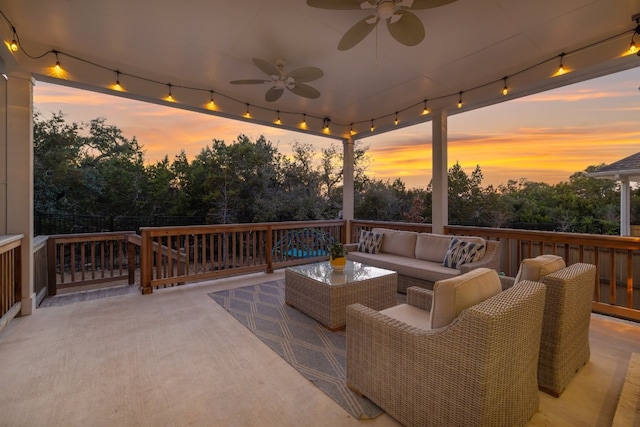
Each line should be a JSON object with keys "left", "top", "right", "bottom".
{"left": 33, "top": 236, "right": 49, "bottom": 305}
{"left": 350, "top": 220, "right": 640, "bottom": 322}
{"left": 0, "top": 234, "right": 22, "bottom": 333}
{"left": 139, "top": 220, "right": 344, "bottom": 294}
{"left": 31, "top": 219, "right": 640, "bottom": 322}
{"left": 46, "top": 231, "right": 137, "bottom": 296}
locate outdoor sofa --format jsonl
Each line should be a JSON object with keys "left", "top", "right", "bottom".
{"left": 345, "top": 227, "right": 501, "bottom": 293}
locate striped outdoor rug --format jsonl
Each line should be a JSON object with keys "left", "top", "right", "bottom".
{"left": 208, "top": 279, "right": 383, "bottom": 420}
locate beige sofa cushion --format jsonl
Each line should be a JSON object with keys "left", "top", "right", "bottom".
{"left": 372, "top": 228, "right": 417, "bottom": 258}
{"left": 430, "top": 268, "right": 502, "bottom": 329}
{"left": 415, "top": 233, "right": 452, "bottom": 262}
{"left": 514, "top": 254, "right": 566, "bottom": 285}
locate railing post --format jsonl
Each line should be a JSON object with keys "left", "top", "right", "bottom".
{"left": 266, "top": 225, "right": 273, "bottom": 273}
{"left": 127, "top": 235, "right": 135, "bottom": 285}
{"left": 46, "top": 237, "right": 57, "bottom": 297}
{"left": 140, "top": 229, "right": 153, "bottom": 294}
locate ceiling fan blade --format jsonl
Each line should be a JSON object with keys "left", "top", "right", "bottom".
{"left": 387, "top": 10, "right": 425, "bottom": 47}
{"left": 289, "top": 83, "right": 321, "bottom": 99}
{"left": 287, "top": 67, "right": 324, "bottom": 83}
{"left": 306, "top": 0, "right": 365, "bottom": 10}
{"left": 265, "top": 87, "right": 284, "bottom": 102}
{"left": 338, "top": 15, "right": 377, "bottom": 51}
{"left": 402, "top": 0, "right": 458, "bottom": 10}
{"left": 252, "top": 58, "right": 280, "bottom": 76}
{"left": 230, "top": 79, "right": 270, "bottom": 85}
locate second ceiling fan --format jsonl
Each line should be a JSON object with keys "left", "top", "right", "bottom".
{"left": 307, "top": 0, "right": 458, "bottom": 50}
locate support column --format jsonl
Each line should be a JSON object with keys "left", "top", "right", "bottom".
{"left": 342, "top": 137, "right": 354, "bottom": 243}
{"left": 432, "top": 111, "right": 448, "bottom": 234}
{"left": 620, "top": 177, "right": 630, "bottom": 236}
{"left": 7, "top": 71, "right": 35, "bottom": 315}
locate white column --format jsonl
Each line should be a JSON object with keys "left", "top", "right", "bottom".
{"left": 432, "top": 111, "right": 448, "bottom": 234}
{"left": 342, "top": 137, "right": 355, "bottom": 243}
{"left": 7, "top": 71, "right": 35, "bottom": 315}
{"left": 620, "top": 177, "right": 630, "bottom": 236}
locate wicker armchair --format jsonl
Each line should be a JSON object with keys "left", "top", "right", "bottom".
{"left": 501, "top": 261, "right": 596, "bottom": 396}
{"left": 346, "top": 280, "right": 547, "bottom": 427}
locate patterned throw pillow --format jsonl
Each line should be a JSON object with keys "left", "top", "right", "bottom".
{"left": 442, "top": 238, "right": 486, "bottom": 269}
{"left": 357, "top": 230, "right": 384, "bottom": 254}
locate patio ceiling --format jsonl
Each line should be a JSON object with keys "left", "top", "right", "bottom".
{"left": 0, "top": 0, "right": 639, "bottom": 140}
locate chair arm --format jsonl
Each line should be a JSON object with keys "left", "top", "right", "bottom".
{"left": 500, "top": 275, "right": 516, "bottom": 290}
{"left": 459, "top": 240, "right": 501, "bottom": 274}
{"left": 406, "top": 286, "right": 433, "bottom": 310}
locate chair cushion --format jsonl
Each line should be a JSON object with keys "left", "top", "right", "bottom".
{"left": 442, "top": 238, "right": 486, "bottom": 269}
{"left": 430, "top": 268, "right": 502, "bottom": 329}
{"left": 380, "top": 304, "right": 432, "bottom": 330}
{"left": 356, "top": 230, "right": 384, "bottom": 254}
{"left": 514, "top": 254, "right": 566, "bottom": 285}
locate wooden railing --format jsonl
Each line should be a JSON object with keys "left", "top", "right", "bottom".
{"left": 46, "top": 231, "right": 137, "bottom": 296}
{"left": 0, "top": 234, "right": 22, "bottom": 333}
{"left": 33, "top": 235, "right": 48, "bottom": 305}
{"left": 350, "top": 220, "right": 640, "bottom": 322}
{"left": 140, "top": 220, "right": 344, "bottom": 294}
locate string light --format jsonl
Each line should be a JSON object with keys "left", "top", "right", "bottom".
{"left": 556, "top": 53, "right": 566, "bottom": 75}
{"left": 301, "top": 114, "right": 307, "bottom": 128}
{"left": 630, "top": 18, "right": 640, "bottom": 54}
{"left": 394, "top": 112, "right": 399, "bottom": 125}
{"left": 166, "top": 83, "right": 174, "bottom": 101}
{"left": 0, "top": 8, "right": 635, "bottom": 137}
{"left": 114, "top": 70, "right": 123, "bottom": 91}
{"left": 9, "top": 27, "right": 17, "bottom": 52}
{"left": 275, "top": 110, "right": 281, "bottom": 125}
{"left": 322, "top": 118, "right": 330, "bottom": 133}
{"left": 422, "top": 99, "right": 430, "bottom": 115}
{"left": 53, "top": 50, "right": 61, "bottom": 72}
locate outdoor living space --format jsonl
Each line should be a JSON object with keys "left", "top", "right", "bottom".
{"left": 1, "top": 270, "right": 639, "bottom": 427}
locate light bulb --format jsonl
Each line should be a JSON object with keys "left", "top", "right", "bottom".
{"left": 350, "top": 124, "right": 356, "bottom": 135}
{"left": 55, "top": 61, "right": 61, "bottom": 72}
{"left": 10, "top": 39, "right": 18, "bottom": 52}
{"left": 301, "top": 114, "right": 307, "bottom": 128}
{"left": 209, "top": 91, "right": 216, "bottom": 109}
{"left": 630, "top": 42, "right": 637, "bottom": 54}
{"left": 370, "top": 120, "right": 374, "bottom": 132}
{"left": 422, "top": 100, "right": 429, "bottom": 115}
{"left": 457, "top": 93, "right": 463, "bottom": 109}
{"left": 275, "top": 111, "right": 281, "bottom": 125}
{"left": 502, "top": 86, "right": 508, "bottom": 96}
{"left": 394, "top": 113, "right": 399, "bottom": 126}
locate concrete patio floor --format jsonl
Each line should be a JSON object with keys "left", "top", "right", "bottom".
{"left": 1, "top": 270, "right": 639, "bottom": 426}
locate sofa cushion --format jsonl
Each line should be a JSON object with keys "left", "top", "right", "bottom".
{"left": 356, "top": 230, "right": 384, "bottom": 254}
{"left": 430, "top": 268, "right": 502, "bottom": 329}
{"left": 348, "top": 251, "right": 460, "bottom": 284}
{"left": 380, "top": 304, "right": 432, "bottom": 330}
{"left": 514, "top": 254, "right": 566, "bottom": 284}
{"left": 372, "top": 228, "right": 417, "bottom": 258}
{"left": 442, "top": 238, "right": 486, "bottom": 269}
{"left": 415, "top": 233, "right": 452, "bottom": 262}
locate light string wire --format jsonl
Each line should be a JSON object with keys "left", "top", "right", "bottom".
{"left": 0, "top": 8, "right": 637, "bottom": 134}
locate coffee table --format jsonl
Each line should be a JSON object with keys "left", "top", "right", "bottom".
{"left": 285, "top": 260, "right": 397, "bottom": 330}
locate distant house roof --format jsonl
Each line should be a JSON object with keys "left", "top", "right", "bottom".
{"left": 587, "top": 152, "right": 640, "bottom": 181}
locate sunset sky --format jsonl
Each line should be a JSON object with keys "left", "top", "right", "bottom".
{"left": 33, "top": 67, "right": 640, "bottom": 189}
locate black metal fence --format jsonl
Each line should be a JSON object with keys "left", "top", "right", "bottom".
{"left": 35, "top": 213, "right": 206, "bottom": 236}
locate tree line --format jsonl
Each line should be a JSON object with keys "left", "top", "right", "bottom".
{"left": 34, "top": 111, "right": 639, "bottom": 235}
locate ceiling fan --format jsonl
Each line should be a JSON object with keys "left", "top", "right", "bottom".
{"left": 307, "top": 0, "right": 458, "bottom": 50}
{"left": 229, "top": 58, "right": 323, "bottom": 102}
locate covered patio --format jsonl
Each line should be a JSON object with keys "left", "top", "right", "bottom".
{"left": 1, "top": 1, "right": 640, "bottom": 425}
{"left": 0, "top": 270, "right": 639, "bottom": 426}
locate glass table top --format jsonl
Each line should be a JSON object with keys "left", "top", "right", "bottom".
{"left": 287, "top": 260, "right": 395, "bottom": 286}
